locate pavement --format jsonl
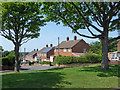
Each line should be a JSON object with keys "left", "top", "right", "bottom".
{"left": 0, "top": 65, "right": 60, "bottom": 73}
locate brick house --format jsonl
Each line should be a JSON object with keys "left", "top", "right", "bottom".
{"left": 108, "top": 40, "right": 120, "bottom": 60}
{"left": 37, "top": 44, "right": 54, "bottom": 62}
{"left": 54, "top": 36, "right": 91, "bottom": 57}
{"left": 23, "top": 49, "right": 38, "bottom": 62}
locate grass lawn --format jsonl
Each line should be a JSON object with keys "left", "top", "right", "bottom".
{"left": 2, "top": 64, "right": 119, "bottom": 88}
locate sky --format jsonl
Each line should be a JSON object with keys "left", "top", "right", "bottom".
{"left": 0, "top": 21, "right": 118, "bottom": 52}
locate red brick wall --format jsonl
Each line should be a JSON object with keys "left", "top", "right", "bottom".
{"left": 47, "top": 48, "right": 54, "bottom": 58}
{"left": 72, "top": 40, "right": 91, "bottom": 53}
{"left": 54, "top": 48, "right": 72, "bottom": 56}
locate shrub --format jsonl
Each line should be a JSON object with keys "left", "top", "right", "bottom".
{"left": 26, "top": 61, "right": 29, "bottom": 64}
{"left": 42, "top": 61, "right": 51, "bottom": 65}
{"left": 29, "top": 61, "right": 32, "bottom": 65}
{"left": 55, "top": 56, "right": 73, "bottom": 65}
{"left": 6, "top": 55, "right": 15, "bottom": 66}
{"left": 2, "top": 55, "right": 15, "bottom": 66}
{"left": 2, "top": 57, "right": 9, "bottom": 65}
{"left": 54, "top": 53, "right": 102, "bottom": 65}
{"left": 84, "top": 53, "right": 101, "bottom": 63}
{"left": 35, "top": 61, "right": 39, "bottom": 63}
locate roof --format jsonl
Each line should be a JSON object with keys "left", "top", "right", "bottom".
{"left": 26, "top": 50, "right": 38, "bottom": 56}
{"left": 37, "top": 47, "right": 47, "bottom": 54}
{"left": 38, "top": 47, "right": 53, "bottom": 54}
{"left": 55, "top": 39, "right": 82, "bottom": 48}
{"left": 42, "top": 47, "right": 53, "bottom": 53}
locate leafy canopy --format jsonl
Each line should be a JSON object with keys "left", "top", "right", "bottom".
{"left": 1, "top": 2, "right": 46, "bottom": 45}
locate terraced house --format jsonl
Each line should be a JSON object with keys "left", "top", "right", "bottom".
{"left": 53, "top": 36, "right": 91, "bottom": 58}
{"left": 37, "top": 44, "right": 54, "bottom": 62}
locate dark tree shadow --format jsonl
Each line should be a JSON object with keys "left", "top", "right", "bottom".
{"left": 78, "top": 65, "right": 120, "bottom": 77}
{"left": 2, "top": 71, "right": 71, "bottom": 88}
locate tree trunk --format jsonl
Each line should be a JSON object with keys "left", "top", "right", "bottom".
{"left": 101, "top": 34, "right": 109, "bottom": 70}
{"left": 14, "top": 43, "right": 20, "bottom": 72}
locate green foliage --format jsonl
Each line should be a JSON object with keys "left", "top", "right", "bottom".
{"left": 90, "top": 39, "right": 118, "bottom": 54}
{"left": 55, "top": 53, "right": 101, "bottom": 65}
{"left": 42, "top": 61, "right": 51, "bottom": 65}
{"left": 2, "top": 51, "right": 9, "bottom": 57}
{"left": 29, "top": 61, "right": 32, "bottom": 65}
{"left": 2, "top": 55, "right": 15, "bottom": 66}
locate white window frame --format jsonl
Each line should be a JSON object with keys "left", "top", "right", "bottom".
{"left": 83, "top": 49, "right": 87, "bottom": 53}
{"left": 63, "top": 48, "right": 67, "bottom": 52}
{"left": 68, "top": 49, "right": 71, "bottom": 52}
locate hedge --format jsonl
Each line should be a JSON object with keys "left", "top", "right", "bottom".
{"left": 42, "top": 61, "right": 51, "bottom": 65}
{"left": 55, "top": 54, "right": 102, "bottom": 65}
{"left": 1, "top": 55, "right": 15, "bottom": 66}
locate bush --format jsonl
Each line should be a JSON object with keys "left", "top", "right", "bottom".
{"left": 29, "top": 61, "right": 32, "bottom": 65}
{"left": 2, "top": 55, "right": 15, "bottom": 66}
{"left": 84, "top": 53, "right": 101, "bottom": 63}
{"left": 54, "top": 53, "right": 102, "bottom": 65}
{"left": 26, "top": 61, "right": 29, "bottom": 64}
{"left": 42, "top": 61, "right": 51, "bottom": 65}
{"left": 55, "top": 56, "right": 74, "bottom": 65}
{"left": 34, "top": 61, "right": 39, "bottom": 63}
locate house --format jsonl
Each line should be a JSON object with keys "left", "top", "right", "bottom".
{"left": 37, "top": 44, "right": 54, "bottom": 62}
{"left": 54, "top": 36, "right": 91, "bottom": 57}
{"left": 108, "top": 40, "right": 120, "bottom": 60}
{"left": 23, "top": 49, "right": 38, "bottom": 62}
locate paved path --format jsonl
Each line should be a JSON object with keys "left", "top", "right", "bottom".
{"left": 0, "top": 65, "right": 59, "bottom": 73}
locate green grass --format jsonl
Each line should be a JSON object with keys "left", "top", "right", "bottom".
{"left": 2, "top": 64, "right": 119, "bottom": 88}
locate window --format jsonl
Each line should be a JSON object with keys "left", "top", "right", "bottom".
{"left": 55, "top": 49, "right": 56, "bottom": 52}
{"left": 83, "top": 49, "right": 86, "bottom": 53}
{"left": 63, "top": 48, "right": 67, "bottom": 52}
{"left": 68, "top": 49, "right": 71, "bottom": 52}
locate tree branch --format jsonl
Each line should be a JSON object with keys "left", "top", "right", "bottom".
{"left": 84, "top": 2, "right": 103, "bottom": 27}
{"left": 70, "top": 2, "right": 103, "bottom": 34}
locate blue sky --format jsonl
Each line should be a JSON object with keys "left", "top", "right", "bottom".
{"left": 0, "top": 21, "right": 118, "bottom": 52}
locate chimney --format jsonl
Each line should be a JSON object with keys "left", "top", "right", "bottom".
{"left": 37, "top": 49, "right": 38, "bottom": 51}
{"left": 46, "top": 45, "right": 48, "bottom": 47}
{"left": 50, "top": 44, "right": 53, "bottom": 47}
{"left": 34, "top": 49, "right": 35, "bottom": 51}
{"left": 66, "top": 37, "right": 69, "bottom": 41}
{"left": 74, "top": 36, "right": 77, "bottom": 40}
{"left": 117, "top": 40, "right": 120, "bottom": 51}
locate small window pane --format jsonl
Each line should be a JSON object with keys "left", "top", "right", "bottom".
{"left": 63, "top": 48, "right": 66, "bottom": 52}
{"left": 68, "top": 49, "right": 71, "bottom": 52}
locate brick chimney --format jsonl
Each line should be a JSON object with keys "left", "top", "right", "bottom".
{"left": 50, "top": 44, "right": 53, "bottom": 47}
{"left": 74, "top": 36, "right": 77, "bottom": 40}
{"left": 46, "top": 45, "right": 48, "bottom": 47}
{"left": 67, "top": 37, "right": 69, "bottom": 41}
{"left": 117, "top": 40, "right": 120, "bottom": 51}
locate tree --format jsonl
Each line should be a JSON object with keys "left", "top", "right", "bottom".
{"left": 90, "top": 39, "right": 118, "bottom": 55}
{"left": 43, "top": 2, "right": 120, "bottom": 70}
{"left": 1, "top": 2, "right": 46, "bottom": 72}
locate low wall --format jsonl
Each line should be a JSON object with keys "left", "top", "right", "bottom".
{"left": 109, "top": 61, "right": 120, "bottom": 65}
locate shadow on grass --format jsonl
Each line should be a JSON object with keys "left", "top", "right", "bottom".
{"left": 2, "top": 71, "right": 71, "bottom": 88}
{"left": 78, "top": 65, "right": 119, "bottom": 77}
